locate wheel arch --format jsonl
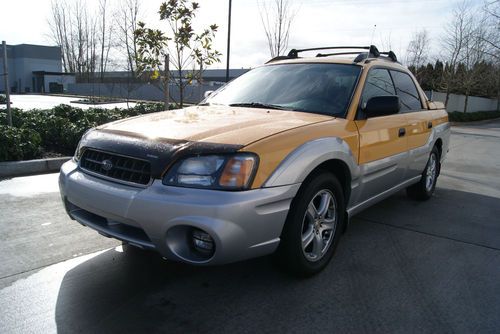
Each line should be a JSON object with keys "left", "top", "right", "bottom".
{"left": 303, "top": 159, "right": 352, "bottom": 205}
{"left": 434, "top": 138, "right": 443, "bottom": 158}
{"left": 433, "top": 138, "right": 443, "bottom": 175}
{"left": 263, "top": 137, "right": 358, "bottom": 204}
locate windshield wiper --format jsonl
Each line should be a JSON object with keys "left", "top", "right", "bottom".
{"left": 198, "top": 102, "right": 225, "bottom": 106}
{"left": 229, "top": 102, "right": 289, "bottom": 110}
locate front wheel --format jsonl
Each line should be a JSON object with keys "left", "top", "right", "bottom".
{"left": 406, "top": 146, "right": 440, "bottom": 201}
{"left": 275, "top": 172, "right": 345, "bottom": 276}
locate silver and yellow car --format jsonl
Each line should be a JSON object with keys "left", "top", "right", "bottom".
{"left": 59, "top": 46, "right": 450, "bottom": 275}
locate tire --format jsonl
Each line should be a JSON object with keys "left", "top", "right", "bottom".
{"left": 406, "top": 146, "right": 440, "bottom": 201}
{"left": 275, "top": 172, "right": 345, "bottom": 277}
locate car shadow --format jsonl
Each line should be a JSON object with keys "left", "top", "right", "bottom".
{"left": 357, "top": 187, "right": 500, "bottom": 249}
{"left": 54, "top": 247, "right": 300, "bottom": 333}
{"left": 54, "top": 187, "right": 500, "bottom": 333}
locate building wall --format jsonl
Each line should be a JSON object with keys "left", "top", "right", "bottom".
{"left": 0, "top": 47, "right": 15, "bottom": 93}
{"left": 0, "top": 44, "right": 62, "bottom": 93}
{"left": 14, "top": 58, "right": 61, "bottom": 93}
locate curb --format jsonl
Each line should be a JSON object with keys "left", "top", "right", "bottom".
{"left": 0, "top": 157, "right": 71, "bottom": 178}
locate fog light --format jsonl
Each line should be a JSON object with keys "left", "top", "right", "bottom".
{"left": 191, "top": 228, "right": 215, "bottom": 256}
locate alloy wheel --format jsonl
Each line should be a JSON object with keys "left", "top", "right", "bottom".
{"left": 425, "top": 153, "right": 437, "bottom": 192}
{"left": 301, "top": 189, "right": 337, "bottom": 262}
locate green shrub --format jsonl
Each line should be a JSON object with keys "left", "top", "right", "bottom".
{"left": 448, "top": 110, "right": 500, "bottom": 122}
{"left": 0, "top": 102, "right": 177, "bottom": 161}
{"left": 131, "top": 102, "right": 171, "bottom": 115}
{"left": 0, "top": 94, "right": 6, "bottom": 104}
{"left": 0, "top": 108, "right": 25, "bottom": 127}
{"left": 0, "top": 125, "right": 42, "bottom": 161}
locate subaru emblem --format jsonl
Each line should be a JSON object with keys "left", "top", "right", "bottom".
{"left": 101, "top": 159, "right": 113, "bottom": 171}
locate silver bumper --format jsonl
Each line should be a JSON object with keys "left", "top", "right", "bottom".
{"left": 59, "top": 160, "right": 300, "bottom": 265}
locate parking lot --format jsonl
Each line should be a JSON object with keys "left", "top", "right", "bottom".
{"left": 1, "top": 120, "right": 499, "bottom": 333}
{"left": 0, "top": 94, "right": 137, "bottom": 110}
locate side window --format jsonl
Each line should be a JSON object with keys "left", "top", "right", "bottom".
{"left": 390, "top": 70, "right": 422, "bottom": 112}
{"left": 360, "top": 68, "right": 396, "bottom": 109}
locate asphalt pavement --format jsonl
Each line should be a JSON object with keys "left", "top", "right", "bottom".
{"left": 1, "top": 120, "right": 499, "bottom": 333}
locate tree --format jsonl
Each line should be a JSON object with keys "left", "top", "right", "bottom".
{"left": 259, "top": 0, "right": 296, "bottom": 58}
{"left": 441, "top": 1, "right": 473, "bottom": 107}
{"left": 134, "top": 0, "right": 221, "bottom": 108}
{"left": 98, "top": 0, "right": 114, "bottom": 82}
{"left": 115, "top": 0, "right": 141, "bottom": 75}
{"left": 482, "top": 0, "right": 500, "bottom": 54}
{"left": 406, "top": 29, "right": 430, "bottom": 83}
{"left": 460, "top": 11, "right": 489, "bottom": 112}
{"left": 482, "top": 0, "right": 500, "bottom": 111}
{"left": 48, "top": 0, "right": 102, "bottom": 78}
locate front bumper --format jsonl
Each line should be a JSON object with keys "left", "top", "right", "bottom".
{"left": 59, "top": 160, "right": 300, "bottom": 265}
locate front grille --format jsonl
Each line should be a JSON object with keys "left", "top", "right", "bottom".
{"left": 80, "top": 149, "right": 151, "bottom": 186}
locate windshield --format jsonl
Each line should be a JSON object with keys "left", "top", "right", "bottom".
{"left": 204, "top": 63, "right": 361, "bottom": 118}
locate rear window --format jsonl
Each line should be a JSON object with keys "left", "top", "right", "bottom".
{"left": 205, "top": 63, "right": 361, "bottom": 118}
{"left": 390, "top": 70, "right": 422, "bottom": 112}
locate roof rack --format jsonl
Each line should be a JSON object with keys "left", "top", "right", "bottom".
{"left": 266, "top": 45, "right": 399, "bottom": 64}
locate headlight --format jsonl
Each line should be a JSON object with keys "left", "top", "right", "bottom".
{"left": 163, "top": 153, "right": 258, "bottom": 190}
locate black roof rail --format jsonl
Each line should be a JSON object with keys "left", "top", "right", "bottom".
{"left": 380, "top": 51, "right": 398, "bottom": 62}
{"left": 287, "top": 46, "right": 373, "bottom": 58}
{"left": 316, "top": 51, "right": 369, "bottom": 58}
{"left": 266, "top": 45, "right": 398, "bottom": 64}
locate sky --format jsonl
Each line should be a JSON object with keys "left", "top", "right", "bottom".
{"left": 0, "top": 0, "right": 481, "bottom": 70}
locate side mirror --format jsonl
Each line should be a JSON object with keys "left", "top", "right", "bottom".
{"left": 204, "top": 90, "right": 214, "bottom": 99}
{"left": 363, "top": 95, "right": 400, "bottom": 118}
{"left": 427, "top": 100, "right": 445, "bottom": 110}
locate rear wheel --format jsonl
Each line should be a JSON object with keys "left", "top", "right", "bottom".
{"left": 406, "top": 146, "right": 440, "bottom": 201}
{"left": 275, "top": 172, "right": 345, "bottom": 276}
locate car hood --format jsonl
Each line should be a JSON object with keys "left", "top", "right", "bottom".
{"left": 97, "top": 105, "right": 333, "bottom": 146}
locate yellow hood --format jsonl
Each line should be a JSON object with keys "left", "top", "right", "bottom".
{"left": 98, "top": 105, "right": 333, "bottom": 146}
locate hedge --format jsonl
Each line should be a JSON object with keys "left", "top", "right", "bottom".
{"left": 0, "top": 126, "right": 42, "bottom": 161}
{"left": 448, "top": 110, "right": 500, "bottom": 122}
{"left": 0, "top": 102, "right": 171, "bottom": 162}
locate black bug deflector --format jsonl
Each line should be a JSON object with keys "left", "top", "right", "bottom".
{"left": 79, "top": 129, "right": 243, "bottom": 180}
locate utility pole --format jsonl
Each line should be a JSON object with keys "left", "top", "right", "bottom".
{"left": 199, "top": 58, "right": 203, "bottom": 103}
{"left": 164, "top": 54, "right": 170, "bottom": 110}
{"left": 225, "top": 0, "right": 232, "bottom": 83}
{"left": 2, "top": 41, "right": 12, "bottom": 126}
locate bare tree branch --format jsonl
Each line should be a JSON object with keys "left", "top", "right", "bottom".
{"left": 406, "top": 29, "right": 430, "bottom": 68}
{"left": 259, "top": 0, "right": 296, "bottom": 58}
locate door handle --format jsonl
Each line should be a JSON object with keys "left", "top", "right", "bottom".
{"left": 398, "top": 128, "right": 406, "bottom": 137}
{"left": 428, "top": 121, "right": 433, "bottom": 129}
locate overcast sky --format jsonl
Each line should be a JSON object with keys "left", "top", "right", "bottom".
{"left": 0, "top": 0, "right": 482, "bottom": 70}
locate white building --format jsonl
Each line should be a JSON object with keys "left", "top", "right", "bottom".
{"left": 0, "top": 44, "right": 75, "bottom": 94}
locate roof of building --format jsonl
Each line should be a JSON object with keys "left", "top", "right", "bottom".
{"left": 33, "top": 71, "right": 75, "bottom": 76}
{"left": 0, "top": 44, "right": 61, "bottom": 61}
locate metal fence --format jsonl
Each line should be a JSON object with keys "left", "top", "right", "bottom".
{"left": 426, "top": 91, "right": 499, "bottom": 113}
{"left": 67, "top": 82, "right": 224, "bottom": 105}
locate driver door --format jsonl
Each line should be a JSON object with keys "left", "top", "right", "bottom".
{"left": 354, "top": 68, "right": 409, "bottom": 203}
